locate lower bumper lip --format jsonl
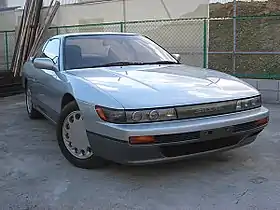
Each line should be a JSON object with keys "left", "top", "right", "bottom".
{"left": 86, "top": 122, "right": 267, "bottom": 165}
{"left": 127, "top": 129, "right": 263, "bottom": 165}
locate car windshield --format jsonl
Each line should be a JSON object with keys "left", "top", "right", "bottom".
{"left": 63, "top": 34, "right": 179, "bottom": 70}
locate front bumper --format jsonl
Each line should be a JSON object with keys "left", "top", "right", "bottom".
{"left": 86, "top": 106, "right": 269, "bottom": 165}
{"left": 84, "top": 106, "right": 269, "bottom": 141}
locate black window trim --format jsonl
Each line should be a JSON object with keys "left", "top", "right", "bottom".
{"left": 32, "top": 40, "right": 49, "bottom": 60}
{"left": 41, "top": 37, "right": 61, "bottom": 71}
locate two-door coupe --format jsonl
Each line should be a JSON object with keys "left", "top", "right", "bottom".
{"left": 22, "top": 32, "right": 269, "bottom": 169}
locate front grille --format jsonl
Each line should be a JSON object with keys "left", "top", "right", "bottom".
{"left": 154, "top": 120, "right": 260, "bottom": 144}
{"left": 154, "top": 131, "right": 200, "bottom": 144}
{"left": 176, "top": 100, "right": 237, "bottom": 120}
{"left": 174, "top": 96, "right": 261, "bottom": 121}
{"left": 160, "top": 136, "right": 241, "bottom": 157}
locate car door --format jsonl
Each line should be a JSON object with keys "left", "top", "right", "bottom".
{"left": 35, "top": 38, "right": 64, "bottom": 121}
{"left": 25, "top": 43, "right": 47, "bottom": 105}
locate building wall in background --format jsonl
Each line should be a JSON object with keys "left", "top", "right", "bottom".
{"left": 0, "top": 10, "right": 15, "bottom": 31}
{"left": 3, "top": 0, "right": 209, "bottom": 29}
{"left": 6, "top": 0, "right": 209, "bottom": 17}
{"left": 243, "top": 79, "right": 280, "bottom": 104}
{"left": 1, "top": 0, "right": 209, "bottom": 30}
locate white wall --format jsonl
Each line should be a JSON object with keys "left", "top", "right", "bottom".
{"left": 3, "top": 0, "right": 209, "bottom": 29}
{"left": 7, "top": 0, "right": 209, "bottom": 19}
{"left": 6, "top": 0, "right": 79, "bottom": 7}
{"left": 50, "top": 0, "right": 208, "bottom": 26}
{"left": 243, "top": 79, "right": 280, "bottom": 104}
{"left": 7, "top": 0, "right": 209, "bottom": 27}
{"left": 0, "top": 10, "right": 16, "bottom": 31}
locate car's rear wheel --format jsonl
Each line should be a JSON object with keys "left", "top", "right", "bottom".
{"left": 25, "top": 82, "right": 43, "bottom": 119}
{"left": 56, "top": 101, "right": 107, "bottom": 169}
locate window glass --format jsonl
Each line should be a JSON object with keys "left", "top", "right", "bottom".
{"left": 63, "top": 34, "right": 177, "bottom": 70}
{"left": 42, "top": 38, "right": 60, "bottom": 63}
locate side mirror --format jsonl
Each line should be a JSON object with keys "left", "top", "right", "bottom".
{"left": 172, "top": 53, "right": 181, "bottom": 62}
{"left": 33, "top": 57, "right": 58, "bottom": 71}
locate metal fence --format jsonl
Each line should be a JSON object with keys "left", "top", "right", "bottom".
{"left": 209, "top": 0, "right": 280, "bottom": 79}
{"left": 0, "top": 30, "right": 15, "bottom": 72}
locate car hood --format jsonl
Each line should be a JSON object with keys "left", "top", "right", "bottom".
{"left": 67, "top": 64, "right": 259, "bottom": 109}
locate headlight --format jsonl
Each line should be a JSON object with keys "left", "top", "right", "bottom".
{"left": 236, "top": 95, "right": 262, "bottom": 111}
{"left": 95, "top": 106, "right": 126, "bottom": 123}
{"left": 126, "top": 108, "right": 177, "bottom": 123}
{"left": 95, "top": 106, "right": 177, "bottom": 123}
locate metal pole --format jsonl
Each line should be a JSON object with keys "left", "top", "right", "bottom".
{"left": 208, "top": 51, "right": 280, "bottom": 55}
{"left": 122, "top": 0, "right": 127, "bottom": 32}
{"left": 4, "top": 32, "right": 9, "bottom": 71}
{"left": 233, "top": 0, "right": 237, "bottom": 73}
{"left": 203, "top": 19, "right": 207, "bottom": 68}
{"left": 160, "top": 0, "right": 171, "bottom": 19}
{"left": 120, "top": 22, "right": 124, "bottom": 32}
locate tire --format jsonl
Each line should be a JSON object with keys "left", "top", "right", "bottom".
{"left": 56, "top": 101, "right": 108, "bottom": 169}
{"left": 25, "top": 82, "right": 43, "bottom": 119}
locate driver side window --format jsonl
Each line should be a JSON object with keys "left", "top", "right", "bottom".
{"left": 41, "top": 38, "right": 60, "bottom": 64}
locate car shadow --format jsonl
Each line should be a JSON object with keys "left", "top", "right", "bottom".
{"left": 101, "top": 151, "right": 239, "bottom": 178}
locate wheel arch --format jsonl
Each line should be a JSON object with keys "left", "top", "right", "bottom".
{"left": 61, "top": 93, "right": 76, "bottom": 110}
{"left": 23, "top": 77, "right": 28, "bottom": 90}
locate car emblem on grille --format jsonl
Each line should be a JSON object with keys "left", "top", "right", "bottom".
{"left": 194, "top": 105, "right": 224, "bottom": 114}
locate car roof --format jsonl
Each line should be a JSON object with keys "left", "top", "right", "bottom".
{"left": 51, "top": 32, "right": 140, "bottom": 39}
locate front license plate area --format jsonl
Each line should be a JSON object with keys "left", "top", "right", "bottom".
{"left": 200, "top": 127, "right": 233, "bottom": 140}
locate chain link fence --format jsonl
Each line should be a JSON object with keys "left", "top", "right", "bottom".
{"left": 0, "top": 31, "right": 15, "bottom": 72}
{"left": 209, "top": 0, "right": 280, "bottom": 79}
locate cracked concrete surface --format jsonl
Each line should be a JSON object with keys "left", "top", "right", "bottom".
{"left": 0, "top": 94, "right": 280, "bottom": 210}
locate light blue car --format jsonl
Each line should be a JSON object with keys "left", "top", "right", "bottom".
{"left": 22, "top": 32, "right": 269, "bottom": 169}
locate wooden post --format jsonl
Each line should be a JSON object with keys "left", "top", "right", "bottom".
{"left": 10, "top": 0, "right": 30, "bottom": 72}
{"left": 28, "top": 1, "right": 60, "bottom": 58}
{"left": 13, "top": 0, "right": 37, "bottom": 76}
{"left": 11, "top": 0, "right": 60, "bottom": 77}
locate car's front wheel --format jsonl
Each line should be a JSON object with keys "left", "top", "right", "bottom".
{"left": 56, "top": 101, "right": 107, "bottom": 169}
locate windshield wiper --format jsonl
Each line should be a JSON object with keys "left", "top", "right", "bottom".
{"left": 86, "top": 61, "right": 179, "bottom": 68}
{"left": 143, "top": 61, "right": 180, "bottom": 65}
{"left": 95, "top": 61, "right": 146, "bottom": 67}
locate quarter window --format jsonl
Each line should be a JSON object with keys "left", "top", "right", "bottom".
{"left": 42, "top": 38, "right": 60, "bottom": 64}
